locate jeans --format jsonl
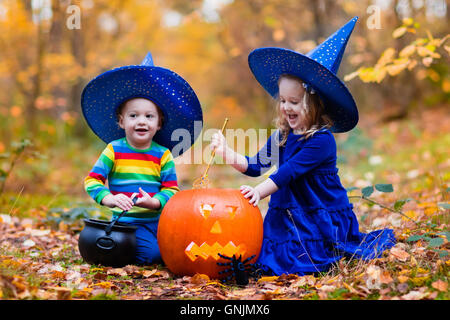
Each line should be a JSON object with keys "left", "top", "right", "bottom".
{"left": 125, "top": 219, "right": 162, "bottom": 265}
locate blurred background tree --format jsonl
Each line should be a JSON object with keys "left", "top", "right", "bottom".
{"left": 0, "top": 0, "right": 448, "bottom": 197}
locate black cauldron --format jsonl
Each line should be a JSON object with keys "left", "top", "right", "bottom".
{"left": 78, "top": 199, "right": 138, "bottom": 267}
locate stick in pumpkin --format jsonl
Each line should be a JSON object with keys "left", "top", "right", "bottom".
{"left": 193, "top": 118, "right": 229, "bottom": 189}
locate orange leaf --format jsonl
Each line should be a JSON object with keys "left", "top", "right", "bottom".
{"left": 257, "top": 276, "right": 279, "bottom": 283}
{"left": 90, "top": 281, "right": 115, "bottom": 289}
{"left": 390, "top": 247, "right": 410, "bottom": 262}
{"left": 431, "top": 280, "right": 448, "bottom": 292}
{"left": 380, "top": 271, "right": 394, "bottom": 284}
{"left": 190, "top": 273, "right": 210, "bottom": 284}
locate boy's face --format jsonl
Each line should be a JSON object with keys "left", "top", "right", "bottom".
{"left": 118, "top": 98, "right": 162, "bottom": 149}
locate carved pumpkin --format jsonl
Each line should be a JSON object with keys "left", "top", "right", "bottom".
{"left": 157, "top": 189, "right": 263, "bottom": 279}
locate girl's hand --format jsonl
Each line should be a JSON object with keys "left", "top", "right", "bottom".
{"left": 210, "top": 130, "right": 228, "bottom": 158}
{"left": 240, "top": 185, "right": 260, "bottom": 206}
{"left": 134, "top": 187, "right": 161, "bottom": 210}
{"left": 101, "top": 193, "right": 134, "bottom": 211}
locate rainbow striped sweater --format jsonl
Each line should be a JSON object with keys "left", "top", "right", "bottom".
{"left": 84, "top": 138, "right": 179, "bottom": 222}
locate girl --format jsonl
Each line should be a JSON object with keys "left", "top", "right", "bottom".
{"left": 210, "top": 17, "right": 396, "bottom": 275}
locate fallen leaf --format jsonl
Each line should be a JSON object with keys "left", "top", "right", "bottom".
{"left": 257, "top": 276, "right": 279, "bottom": 283}
{"left": 410, "top": 276, "right": 430, "bottom": 286}
{"left": 142, "top": 269, "right": 159, "bottom": 278}
{"left": 22, "top": 239, "right": 36, "bottom": 248}
{"left": 72, "top": 287, "right": 93, "bottom": 299}
{"left": 190, "top": 273, "right": 210, "bottom": 285}
{"left": 431, "top": 280, "right": 447, "bottom": 292}
{"left": 318, "top": 284, "right": 336, "bottom": 292}
{"left": 398, "top": 275, "right": 409, "bottom": 283}
{"left": 28, "top": 229, "right": 51, "bottom": 237}
{"left": 390, "top": 247, "right": 410, "bottom": 262}
{"left": 107, "top": 268, "right": 127, "bottom": 277}
{"left": 51, "top": 270, "right": 66, "bottom": 280}
{"left": 380, "top": 270, "right": 394, "bottom": 284}
{"left": 365, "top": 265, "right": 381, "bottom": 290}
{"left": 90, "top": 281, "right": 116, "bottom": 289}
{"left": 48, "top": 286, "right": 72, "bottom": 300}
{"left": 401, "top": 290, "right": 427, "bottom": 300}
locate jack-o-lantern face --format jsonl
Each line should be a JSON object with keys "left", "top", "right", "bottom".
{"left": 157, "top": 189, "right": 263, "bottom": 279}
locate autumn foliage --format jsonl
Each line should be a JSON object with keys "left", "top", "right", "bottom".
{"left": 0, "top": 0, "right": 448, "bottom": 301}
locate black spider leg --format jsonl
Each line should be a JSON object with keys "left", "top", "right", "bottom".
{"left": 217, "top": 253, "right": 236, "bottom": 283}
{"left": 217, "top": 253, "right": 258, "bottom": 286}
{"left": 244, "top": 258, "right": 263, "bottom": 280}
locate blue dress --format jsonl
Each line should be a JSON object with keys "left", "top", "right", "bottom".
{"left": 243, "top": 129, "right": 396, "bottom": 275}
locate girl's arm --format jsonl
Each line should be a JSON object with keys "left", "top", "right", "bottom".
{"left": 241, "top": 178, "right": 279, "bottom": 206}
{"left": 210, "top": 130, "right": 279, "bottom": 175}
{"left": 210, "top": 130, "right": 280, "bottom": 206}
{"left": 210, "top": 131, "right": 248, "bottom": 172}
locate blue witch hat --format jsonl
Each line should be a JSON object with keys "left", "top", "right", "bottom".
{"left": 81, "top": 52, "right": 203, "bottom": 155}
{"left": 248, "top": 17, "right": 359, "bottom": 133}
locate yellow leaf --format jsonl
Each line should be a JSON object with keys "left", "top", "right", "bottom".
{"left": 417, "top": 46, "right": 433, "bottom": 57}
{"left": 358, "top": 67, "right": 376, "bottom": 83}
{"left": 393, "top": 26, "right": 407, "bottom": 39}
{"left": 257, "top": 276, "right": 279, "bottom": 283}
{"left": 374, "top": 68, "right": 387, "bottom": 83}
{"left": 410, "top": 276, "right": 429, "bottom": 286}
{"left": 424, "top": 206, "right": 438, "bottom": 216}
{"left": 403, "top": 210, "right": 418, "bottom": 221}
{"left": 425, "top": 44, "right": 436, "bottom": 52}
{"left": 442, "top": 79, "right": 450, "bottom": 92}
{"left": 399, "top": 44, "right": 416, "bottom": 57}
{"left": 90, "top": 281, "right": 115, "bottom": 289}
{"left": 386, "top": 63, "right": 408, "bottom": 76}
{"left": 402, "top": 17, "right": 414, "bottom": 26}
{"left": 398, "top": 275, "right": 409, "bottom": 283}
{"left": 376, "top": 48, "right": 396, "bottom": 67}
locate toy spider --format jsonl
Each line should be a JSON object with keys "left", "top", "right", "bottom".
{"left": 217, "top": 253, "right": 263, "bottom": 285}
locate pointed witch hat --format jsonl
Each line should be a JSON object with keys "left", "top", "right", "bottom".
{"left": 81, "top": 52, "right": 203, "bottom": 156}
{"left": 248, "top": 16, "right": 359, "bottom": 133}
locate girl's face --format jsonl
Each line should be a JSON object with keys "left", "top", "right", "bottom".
{"left": 118, "top": 98, "right": 162, "bottom": 149}
{"left": 278, "top": 77, "right": 308, "bottom": 133}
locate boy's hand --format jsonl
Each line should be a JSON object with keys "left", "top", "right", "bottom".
{"left": 134, "top": 187, "right": 161, "bottom": 210}
{"left": 240, "top": 185, "right": 260, "bottom": 206}
{"left": 101, "top": 193, "right": 135, "bottom": 211}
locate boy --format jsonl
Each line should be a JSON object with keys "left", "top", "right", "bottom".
{"left": 81, "top": 52, "right": 203, "bottom": 264}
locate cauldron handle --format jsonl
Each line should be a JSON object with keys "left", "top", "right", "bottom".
{"left": 104, "top": 197, "right": 138, "bottom": 235}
